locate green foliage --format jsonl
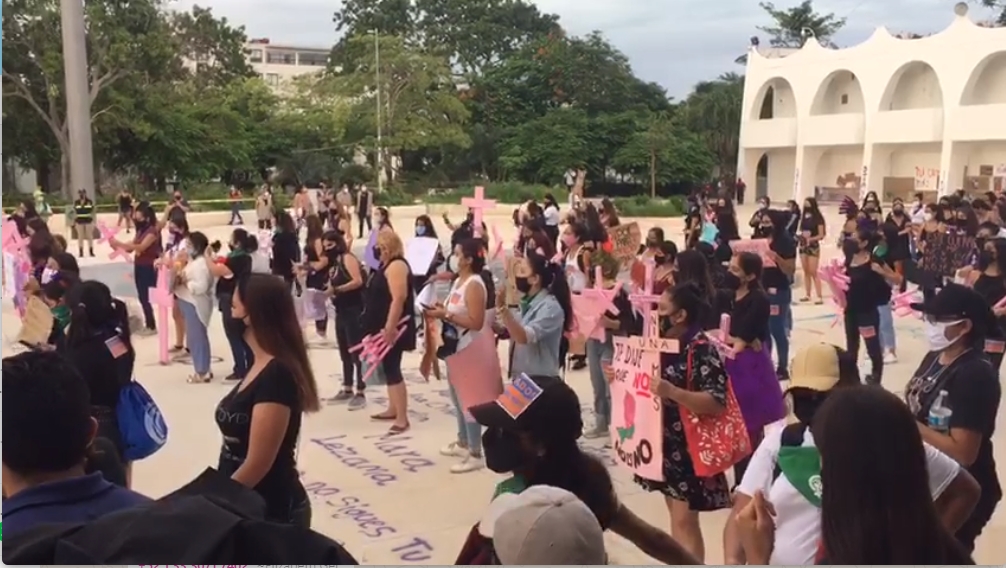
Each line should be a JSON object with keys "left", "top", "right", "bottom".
{"left": 611, "top": 195, "right": 687, "bottom": 217}
{"left": 421, "top": 182, "right": 567, "bottom": 204}
{"left": 757, "top": 1, "right": 846, "bottom": 48}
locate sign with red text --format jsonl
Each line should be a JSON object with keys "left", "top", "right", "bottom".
{"left": 915, "top": 166, "right": 940, "bottom": 190}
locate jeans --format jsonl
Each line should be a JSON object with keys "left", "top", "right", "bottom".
{"left": 877, "top": 303, "right": 896, "bottom": 352}
{"left": 219, "top": 294, "right": 253, "bottom": 377}
{"left": 585, "top": 334, "right": 614, "bottom": 428}
{"left": 229, "top": 203, "right": 244, "bottom": 225}
{"left": 766, "top": 286, "right": 792, "bottom": 373}
{"left": 335, "top": 308, "right": 364, "bottom": 391}
{"left": 134, "top": 264, "right": 157, "bottom": 329}
{"left": 844, "top": 308, "right": 883, "bottom": 385}
{"left": 177, "top": 298, "right": 211, "bottom": 375}
{"left": 447, "top": 378, "right": 483, "bottom": 455}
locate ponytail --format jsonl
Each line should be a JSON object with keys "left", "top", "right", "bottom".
{"left": 111, "top": 298, "right": 132, "bottom": 348}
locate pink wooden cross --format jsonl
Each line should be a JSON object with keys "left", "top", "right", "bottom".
{"left": 491, "top": 224, "right": 505, "bottom": 260}
{"left": 576, "top": 266, "right": 620, "bottom": 341}
{"left": 96, "top": 222, "right": 132, "bottom": 262}
{"left": 148, "top": 266, "right": 175, "bottom": 365}
{"left": 629, "top": 260, "right": 662, "bottom": 337}
{"left": 2, "top": 221, "right": 27, "bottom": 257}
{"left": 258, "top": 229, "right": 274, "bottom": 257}
{"left": 461, "top": 186, "right": 497, "bottom": 238}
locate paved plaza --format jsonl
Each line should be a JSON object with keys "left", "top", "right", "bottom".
{"left": 2, "top": 203, "right": 1004, "bottom": 564}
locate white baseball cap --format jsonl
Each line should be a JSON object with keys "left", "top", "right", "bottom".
{"left": 486, "top": 485, "right": 606, "bottom": 565}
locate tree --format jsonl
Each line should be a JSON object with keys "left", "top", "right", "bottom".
{"left": 2, "top": 0, "right": 176, "bottom": 194}
{"left": 329, "top": 34, "right": 470, "bottom": 182}
{"left": 977, "top": 0, "right": 1006, "bottom": 25}
{"left": 680, "top": 73, "right": 744, "bottom": 178}
{"left": 169, "top": 5, "right": 257, "bottom": 88}
{"left": 498, "top": 108, "right": 594, "bottom": 183}
{"left": 757, "top": 0, "right": 846, "bottom": 48}
{"left": 613, "top": 112, "right": 714, "bottom": 196}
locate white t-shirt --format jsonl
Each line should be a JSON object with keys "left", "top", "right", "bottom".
{"left": 565, "top": 252, "right": 587, "bottom": 293}
{"left": 543, "top": 205, "right": 561, "bottom": 227}
{"left": 447, "top": 274, "right": 487, "bottom": 352}
{"left": 736, "top": 422, "right": 961, "bottom": 565}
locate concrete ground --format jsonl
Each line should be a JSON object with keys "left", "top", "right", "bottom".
{"left": 2, "top": 202, "right": 1003, "bottom": 564}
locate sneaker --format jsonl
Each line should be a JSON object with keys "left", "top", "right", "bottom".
{"left": 327, "top": 390, "right": 353, "bottom": 404}
{"left": 450, "top": 454, "right": 485, "bottom": 474}
{"left": 348, "top": 393, "right": 367, "bottom": 410}
{"left": 136, "top": 328, "right": 157, "bottom": 337}
{"left": 884, "top": 352, "right": 898, "bottom": 364}
{"left": 440, "top": 441, "right": 470, "bottom": 457}
{"left": 583, "top": 425, "right": 608, "bottom": 439}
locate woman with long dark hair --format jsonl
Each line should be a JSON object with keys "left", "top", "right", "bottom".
{"left": 971, "top": 236, "right": 1006, "bottom": 370}
{"left": 713, "top": 197, "right": 740, "bottom": 264}
{"left": 757, "top": 210, "right": 797, "bottom": 379}
{"left": 176, "top": 231, "right": 215, "bottom": 383}
{"left": 110, "top": 202, "right": 162, "bottom": 335}
{"left": 364, "top": 230, "right": 417, "bottom": 433}
{"left": 271, "top": 210, "right": 301, "bottom": 293}
{"left": 217, "top": 273, "right": 321, "bottom": 526}
{"left": 301, "top": 214, "right": 334, "bottom": 342}
{"left": 208, "top": 228, "right": 254, "bottom": 382}
{"left": 798, "top": 197, "right": 826, "bottom": 304}
{"left": 165, "top": 213, "right": 190, "bottom": 356}
{"left": 542, "top": 192, "right": 561, "bottom": 246}
{"left": 842, "top": 227, "right": 901, "bottom": 384}
{"left": 62, "top": 281, "right": 136, "bottom": 478}
{"left": 672, "top": 249, "right": 719, "bottom": 329}
{"left": 326, "top": 229, "right": 367, "bottom": 409}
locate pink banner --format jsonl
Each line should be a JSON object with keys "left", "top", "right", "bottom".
{"left": 729, "top": 238, "right": 776, "bottom": 267}
{"left": 610, "top": 336, "right": 664, "bottom": 481}
{"left": 446, "top": 328, "right": 504, "bottom": 412}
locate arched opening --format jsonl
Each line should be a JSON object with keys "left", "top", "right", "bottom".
{"left": 960, "top": 51, "right": 1006, "bottom": 105}
{"left": 879, "top": 61, "right": 943, "bottom": 111}
{"left": 811, "top": 70, "right": 865, "bottom": 115}
{"left": 755, "top": 153, "right": 769, "bottom": 199}
{"left": 750, "top": 78, "right": 797, "bottom": 120}
{"left": 813, "top": 147, "right": 864, "bottom": 202}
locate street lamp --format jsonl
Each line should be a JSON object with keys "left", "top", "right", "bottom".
{"left": 60, "top": 0, "right": 96, "bottom": 199}
{"left": 370, "top": 29, "right": 384, "bottom": 193}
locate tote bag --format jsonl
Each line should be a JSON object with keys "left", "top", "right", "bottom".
{"left": 679, "top": 341, "right": 751, "bottom": 477}
{"left": 117, "top": 379, "right": 168, "bottom": 461}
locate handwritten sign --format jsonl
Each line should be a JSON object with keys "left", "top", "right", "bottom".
{"left": 311, "top": 433, "right": 437, "bottom": 487}
{"left": 915, "top": 166, "right": 940, "bottom": 191}
{"left": 920, "top": 232, "right": 976, "bottom": 277}
{"left": 610, "top": 335, "right": 679, "bottom": 481}
{"left": 729, "top": 238, "right": 776, "bottom": 267}
{"left": 860, "top": 165, "right": 869, "bottom": 196}
{"left": 608, "top": 222, "right": 642, "bottom": 269}
{"left": 504, "top": 256, "right": 524, "bottom": 306}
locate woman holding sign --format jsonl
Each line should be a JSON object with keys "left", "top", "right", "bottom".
{"left": 636, "top": 282, "right": 733, "bottom": 561}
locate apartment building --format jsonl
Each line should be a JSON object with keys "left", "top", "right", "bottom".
{"left": 245, "top": 38, "right": 331, "bottom": 89}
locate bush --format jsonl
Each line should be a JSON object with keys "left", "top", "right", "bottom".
{"left": 611, "top": 195, "right": 687, "bottom": 217}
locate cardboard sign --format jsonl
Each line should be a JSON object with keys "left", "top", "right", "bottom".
{"left": 610, "top": 335, "right": 677, "bottom": 481}
{"left": 504, "top": 256, "right": 525, "bottom": 306}
{"left": 16, "top": 296, "right": 55, "bottom": 346}
{"left": 609, "top": 222, "right": 642, "bottom": 269}
{"left": 920, "top": 232, "right": 976, "bottom": 277}
{"left": 729, "top": 238, "right": 776, "bottom": 267}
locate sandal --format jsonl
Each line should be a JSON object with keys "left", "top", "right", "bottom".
{"left": 170, "top": 345, "right": 186, "bottom": 353}
{"left": 370, "top": 412, "right": 396, "bottom": 421}
{"left": 187, "top": 373, "right": 213, "bottom": 384}
{"left": 798, "top": 297, "right": 811, "bottom": 302}
{"left": 388, "top": 422, "right": 411, "bottom": 434}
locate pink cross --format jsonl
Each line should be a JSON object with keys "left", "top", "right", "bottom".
{"left": 96, "top": 222, "right": 132, "bottom": 262}
{"left": 148, "top": 266, "right": 175, "bottom": 365}
{"left": 578, "top": 266, "right": 620, "bottom": 341}
{"left": 491, "top": 225, "right": 505, "bottom": 260}
{"left": 629, "top": 260, "right": 662, "bottom": 337}
{"left": 258, "top": 229, "right": 273, "bottom": 256}
{"left": 461, "top": 186, "right": 497, "bottom": 238}
{"left": 2, "top": 220, "right": 27, "bottom": 257}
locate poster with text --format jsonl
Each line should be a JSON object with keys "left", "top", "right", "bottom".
{"left": 609, "top": 222, "right": 642, "bottom": 269}
{"left": 610, "top": 336, "right": 664, "bottom": 481}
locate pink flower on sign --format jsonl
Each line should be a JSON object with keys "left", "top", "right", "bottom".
{"left": 623, "top": 391, "right": 637, "bottom": 428}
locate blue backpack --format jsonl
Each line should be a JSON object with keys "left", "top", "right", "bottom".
{"left": 117, "top": 380, "right": 168, "bottom": 461}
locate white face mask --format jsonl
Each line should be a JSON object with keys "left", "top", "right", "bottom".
{"left": 924, "top": 319, "right": 963, "bottom": 352}
{"left": 448, "top": 255, "right": 460, "bottom": 273}
{"left": 924, "top": 212, "right": 934, "bottom": 222}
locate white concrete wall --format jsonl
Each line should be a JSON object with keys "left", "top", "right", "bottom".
{"left": 736, "top": 7, "right": 1006, "bottom": 200}
{"left": 814, "top": 147, "right": 862, "bottom": 186}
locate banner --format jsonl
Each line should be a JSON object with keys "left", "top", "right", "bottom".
{"left": 610, "top": 336, "right": 665, "bottom": 481}
{"left": 914, "top": 166, "right": 940, "bottom": 191}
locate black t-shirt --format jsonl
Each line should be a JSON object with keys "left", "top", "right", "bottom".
{"left": 730, "top": 288, "right": 770, "bottom": 343}
{"left": 216, "top": 359, "right": 303, "bottom": 520}
{"left": 64, "top": 330, "right": 135, "bottom": 409}
{"left": 905, "top": 350, "right": 1002, "bottom": 505}
{"left": 973, "top": 273, "right": 1006, "bottom": 338}
{"left": 845, "top": 260, "right": 886, "bottom": 314}
{"left": 762, "top": 235, "right": 797, "bottom": 292}
{"left": 216, "top": 252, "right": 252, "bottom": 297}
{"left": 271, "top": 232, "right": 300, "bottom": 279}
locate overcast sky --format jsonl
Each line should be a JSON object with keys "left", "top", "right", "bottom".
{"left": 171, "top": 0, "right": 995, "bottom": 99}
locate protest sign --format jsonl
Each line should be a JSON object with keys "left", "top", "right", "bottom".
{"left": 504, "top": 256, "right": 524, "bottom": 306}
{"left": 609, "top": 223, "right": 641, "bottom": 269}
{"left": 920, "top": 232, "right": 976, "bottom": 277}
{"left": 729, "top": 238, "right": 776, "bottom": 267}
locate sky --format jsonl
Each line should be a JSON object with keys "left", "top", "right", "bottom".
{"left": 170, "top": 0, "right": 997, "bottom": 99}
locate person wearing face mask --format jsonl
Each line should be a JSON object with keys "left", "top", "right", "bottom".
{"left": 905, "top": 284, "right": 1002, "bottom": 553}
{"left": 758, "top": 211, "right": 797, "bottom": 380}
{"left": 298, "top": 215, "right": 332, "bottom": 343}
{"left": 109, "top": 202, "right": 162, "bottom": 336}
{"left": 842, "top": 229, "right": 901, "bottom": 384}
{"left": 968, "top": 236, "right": 1006, "bottom": 370}
{"left": 748, "top": 197, "right": 770, "bottom": 236}
{"left": 640, "top": 227, "right": 665, "bottom": 259}
{"left": 911, "top": 192, "right": 927, "bottom": 223}
{"left": 724, "top": 343, "right": 979, "bottom": 565}
{"left": 713, "top": 198, "right": 740, "bottom": 264}
{"left": 653, "top": 240, "right": 677, "bottom": 295}
{"left": 174, "top": 231, "right": 215, "bottom": 383}
{"left": 798, "top": 198, "right": 826, "bottom": 304}
{"left": 562, "top": 222, "right": 591, "bottom": 371}
{"left": 884, "top": 198, "right": 912, "bottom": 292}
{"left": 724, "top": 252, "right": 786, "bottom": 484}
{"left": 495, "top": 251, "right": 572, "bottom": 378}
{"left": 455, "top": 374, "right": 701, "bottom": 565}
{"left": 413, "top": 215, "right": 446, "bottom": 380}
{"left": 208, "top": 228, "right": 254, "bottom": 382}
{"left": 635, "top": 282, "right": 733, "bottom": 561}
{"left": 326, "top": 230, "right": 367, "bottom": 408}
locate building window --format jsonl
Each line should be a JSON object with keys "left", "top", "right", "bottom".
{"left": 265, "top": 73, "right": 280, "bottom": 87}
{"left": 841, "top": 94, "right": 848, "bottom": 105}
{"left": 297, "top": 51, "right": 329, "bottom": 67}
{"left": 249, "top": 49, "right": 263, "bottom": 63}
{"left": 267, "top": 51, "right": 296, "bottom": 65}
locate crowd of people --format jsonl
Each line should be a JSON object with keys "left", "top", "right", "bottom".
{"left": 1, "top": 183, "right": 1002, "bottom": 565}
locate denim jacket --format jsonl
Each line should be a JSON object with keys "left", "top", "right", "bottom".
{"left": 510, "top": 291, "right": 564, "bottom": 378}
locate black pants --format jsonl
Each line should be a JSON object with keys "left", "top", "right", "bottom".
{"left": 544, "top": 224, "right": 560, "bottom": 248}
{"left": 258, "top": 219, "right": 273, "bottom": 230}
{"left": 358, "top": 214, "right": 372, "bottom": 238}
{"left": 335, "top": 308, "right": 364, "bottom": 391}
{"left": 843, "top": 308, "right": 883, "bottom": 384}
{"left": 134, "top": 264, "right": 157, "bottom": 330}
{"left": 220, "top": 295, "right": 253, "bottom": 378}
{"left": 955, "top": 484, "right": 1001, "bottom": 553}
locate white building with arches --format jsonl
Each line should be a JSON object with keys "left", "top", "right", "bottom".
{"left": 737, "top": 5, "right": 1006, "bottom": 203}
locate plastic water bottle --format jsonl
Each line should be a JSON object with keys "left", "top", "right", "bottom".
{"left": 928, "top": 390, "right": 952, "bottom": 433}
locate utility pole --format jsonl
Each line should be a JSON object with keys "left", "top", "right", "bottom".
{"left": 60, "top": 0, "right": 96, "bottom": 199}
{"left": 372, "top": 29, "right": 384, "bottom": 193}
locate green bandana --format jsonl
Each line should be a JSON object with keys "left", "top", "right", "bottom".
{"left": 519, "top": 291, "right": 540, "bottom": 315}
{"left": 51, "top": 304, "right": 71, "bottom": 330}
{"left": 492, "top": 475, "right": 528, "bottom": 500}
{"left": 228, "top": 249, "right": 248, "bottom": 259}
{"left": 777, "top": 446, "right": 823, "bottom": 507}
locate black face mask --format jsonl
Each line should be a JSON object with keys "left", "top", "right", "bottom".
{"left": 515, "top": 276, "right": 533, "bottom": 295}
{"left": 654, "top": 254, "right": 667, "bottom": 266}
{"left": 646, "top": 238, "right": 659, "bottom": 248}
{"left": 979, "top": 250, "right": 995, "bottom": 270}
{"left": 755, "top": 226, "right": 772, "bottom": 238}
{"left": 723, "top": 272, "right": 742, "bottom": 291}
{"left": 659, "top": 315, "right": 674, "bottom": 336}
{"left": 793, "top": 393, "right": 826, "bottom": 425}
{"left": 482, "top": 427, "right": 528, "bottom": 473}
{"left": 893, "top": 207, "right": 904, "bottom": 215}
{"left": 842, "top": 238, "right": 861, "bottom": 258}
